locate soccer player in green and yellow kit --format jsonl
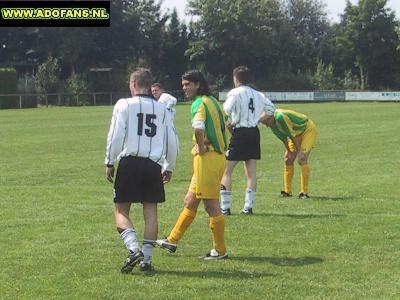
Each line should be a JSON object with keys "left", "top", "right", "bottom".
{"left": 157, "top": 70, "right": 228, "bottom": 260}
{"left": 259, "top": 109, "right": 317, "bottom": 199}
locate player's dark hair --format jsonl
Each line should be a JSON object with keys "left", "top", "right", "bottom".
{"left": 182, "top": 70, "right": 211, "bottom": 96}
{"left": 233, "top": 65, "right": 250, "bottom": 84}
{"left": 151, "top": 82, "right": 163, "bottom": 89}
{"left": 131, "top": 68, "right": 152, "bottom": 89}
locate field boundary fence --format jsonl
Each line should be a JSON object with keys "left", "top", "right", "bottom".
{"left": 0, "top": 90, "right": 185, "bottom": 109}
{"left": 219, "top": 91, "right": 400, "bottom": 102}
{"left": 1, "top": 90, "right": 400, "bottom": 109}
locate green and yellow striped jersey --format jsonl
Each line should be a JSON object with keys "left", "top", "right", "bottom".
{"left": 270, "top": 109, "right": 309, "bottom": 141}
{"left": 191, "top": 95, "right": 227, "bottom": 154}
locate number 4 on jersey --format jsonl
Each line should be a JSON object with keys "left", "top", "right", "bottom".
{"left": 248, "top": 98, "right": 255, "bottom": 113}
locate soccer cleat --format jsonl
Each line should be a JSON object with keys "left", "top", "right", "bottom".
{"left": 199, "top": 249, "right": 228, "bottom": 260}
{"left": 139, "top": 261, "right": 154, "bottom": 272}
{"left": 298, "top": 192, "right": 310, "bottom": 199}
{"left": 156, "top": 238, "right": 177, "bottom": 253}
{"left": 120, "top": 249, "right": 144, "bottom": 274}
{"left": 221, "top": 208, "right": 231, "bottom": 215}
{"left": 280, "top": 190, "right": 292, "bottom": 197}
{"left": 240, "top": 208, "right": 253, "bottom": 215}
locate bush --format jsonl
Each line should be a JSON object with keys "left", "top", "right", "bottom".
{"left": 0, "top": 68, "right": 18, "bottom": 109}
{"left": 17, "top": 75, "right": 37, "bottom": 108}
{"left": 265, "top": 71, "right": 314, "bottom": 91}
{"left": 311, "top": 60, "right": 339, "bottom": 90}
{"left": 64, "top": 73, "right": 89, "bottom": 106}
{"left": 34, "top": 56, "right": 60, "bottom": 105}
{"left": 340, "top": 70, "right": 359, "bottom": 90}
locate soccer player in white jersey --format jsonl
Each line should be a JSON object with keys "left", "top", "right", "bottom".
{"left": 105, "top": 68, "right": 179, "bottom": 273}
{"left": 151, "top": 83, "right": 178, "bottom": 119}
{"left": 220, "top": 66, "right": 275, "bottom": 215}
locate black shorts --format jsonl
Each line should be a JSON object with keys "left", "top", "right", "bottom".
{"left": 226, "top": 127, "right": 261, "bottom": 161}
{"left": 114, "top": 156, "right": 165, "bottom": 203}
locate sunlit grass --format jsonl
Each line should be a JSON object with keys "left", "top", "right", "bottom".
{"left": 1, "top": 102, "right": 399, "bottom": 299}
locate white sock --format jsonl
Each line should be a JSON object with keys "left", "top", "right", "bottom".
{"left": 220, "top": 190, "right": 232, "bottom": 210}
{"left": 244, "top": 189, "right": 256, "bottom": 210}
{"left": 120, "top": 228, "right": 139, "bottom": 252}
{"left": 142, "top": 239, "right": 155, "bottom": 263}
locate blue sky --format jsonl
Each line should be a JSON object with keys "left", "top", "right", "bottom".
{"left": 161, "top": 0, "right": 400, "bottom": 23}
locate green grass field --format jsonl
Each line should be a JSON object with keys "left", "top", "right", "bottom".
{"left": 1, "top": 102, "right": 399, "bottom": 299}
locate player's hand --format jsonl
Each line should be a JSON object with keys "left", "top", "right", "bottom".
{"left": 162, "top": 171, "right": 172, "bottom": 184}
{"left": 198, "top": 144, "right": 208, "bottom": 155}
{"left": 227, "top": 123, "right": 234, "bottom": 133}
{"left": 106, "top": 166, "right": 114, "bottom": 183}
{"left": 284, "top": 150, "right": 296, "bottom": 161}
{"left": 297, "top": 151, "right": 307, "bottom": 163}
{"left": 193, "top": 144, "right": 208, "bottom": 156}
{"left": 259, "top": 113, "right": 268, "bottom": 124}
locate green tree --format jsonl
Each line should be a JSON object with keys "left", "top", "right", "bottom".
{"left": 336, "top": 0, "right": 400, "bottom": 89}
{"left": 65, "top": 73, "right": 89, "bottom": 106}
{"left": 397, "top": 26, "right": 400, "bottom": 51}
{"left": 34, "top": 55, "right": 60, "bottom": 105}
{"left": 285, "top": 0, "right": 331, "bottom": 72}
{"left": 341, "top": 70, "right": 359, "bottom": 90}
{"left": 0, "top": 28, "right": 40, "bottom": 73}
{"left": 158, "top": 9, "right": 189, "bottom": 89}
{"left": 58, "top": 28, "right": 96, "bottom": 76}
{"left": 129, "top": 0, "right": 168, "bottom": 68}
{"left": 311, "top": 60, "right": 338, "bottom": 90}
{"left": 269, "top": 0, "right": 332, "bottom": 90}
{"left": 106, "top": 0, "right": 168, "bottom": 86}
{"left": 102, "top": 0, "right": 141, "bottom": 67}
{"left": 187, "top": 0, "right": 284, "bottom": 88}
{"left": 0, "top": 68, "right": 18, "bottom": 109}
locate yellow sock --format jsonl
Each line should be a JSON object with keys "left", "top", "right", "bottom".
{"left": 284, "top": 165, "right": 294, "bottom": 194}
{"left": 300, "top": 164, "right": 310, "bottom": 194}
{"left": 209, "top": 214, "right": 226, "bottom": 255}
{"left": 167, "top": 207, "right": 196, "bottom": 244}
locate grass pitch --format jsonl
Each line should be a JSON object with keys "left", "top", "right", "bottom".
{"left": 0, "top": 102, "right": 399, "bottom": 299}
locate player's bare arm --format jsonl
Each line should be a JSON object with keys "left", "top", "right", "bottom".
{"left": 194, "top": 128, "right": 208, "bottom": 155}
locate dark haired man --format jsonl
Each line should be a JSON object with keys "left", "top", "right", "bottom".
{"left": 220, "top": 66, "right": 275, "bottom": 215}
{"left": 157, "top": 70, "right": 228, "bottom": 260}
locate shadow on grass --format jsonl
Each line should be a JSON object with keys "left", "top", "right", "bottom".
{"left": 271, "top": 195, "right": 353, "bottom": 201}
{"left": 153, "top": 269, "right": 276, "bottom": 278}
{"left": 230, "top": 256, "right": 324, "bottom": 267}
{"left": 311, "top": 195, "right": 354, "bottom": 201}
{"left": 132, "top": 257, "right": 322, "bottom": 277}
{"left": 253, "top": 213, "right": 344, "bottom": 219}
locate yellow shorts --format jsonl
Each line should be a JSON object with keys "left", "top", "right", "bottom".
{"left": 288, "top": 119, "right": 317, "bottom": 153}
{"left": 189, "top": 151, "right": 226, "bottom": 200}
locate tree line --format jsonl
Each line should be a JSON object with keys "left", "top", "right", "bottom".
{"left": 0, "top": 0, "right": 399, "bottom": 100}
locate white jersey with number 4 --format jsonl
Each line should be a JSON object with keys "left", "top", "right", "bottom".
{"left": 105, "top": 95, "right": 179, "bottom": 171}
{"left": 223, "top": 85, "right": 275, "bottom": 128}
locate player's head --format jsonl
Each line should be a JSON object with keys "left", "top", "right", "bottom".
{"left": 182, "top": 70, "right": 211, "bottom": 99}
{"left": 130, "top": 68, "right": 152, "bottom": 96}
{"left": 233, "top": 65, "right": 250, "bottom": 87}
{"left": 258, "top": 100, "right": 276, "bottom": 126}
{"left": 151, "top": 83, "right": 164, "bottom": 100}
